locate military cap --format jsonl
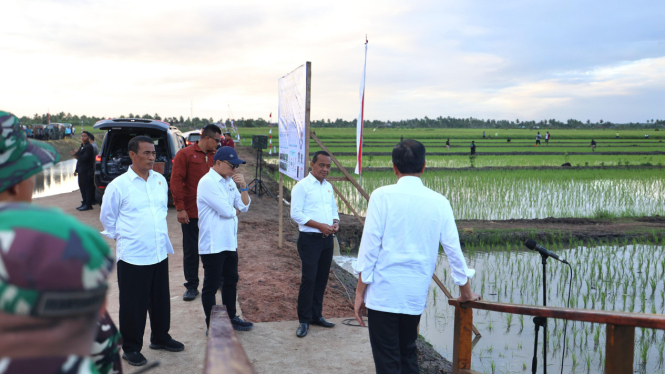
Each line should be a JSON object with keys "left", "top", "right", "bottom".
{"left": 0, "top": 111, "right": 60, "bottom": 193}
{"left": 0, "top": 203, "right": 114, "bottom": 317}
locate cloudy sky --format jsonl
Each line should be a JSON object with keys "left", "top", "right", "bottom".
{"left": 4, "top": 0, "right": 665, "bottom": 123}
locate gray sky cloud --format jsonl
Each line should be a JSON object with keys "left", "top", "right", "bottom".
{"left": 3, "top": 0, "right": 665, "bottom": 123}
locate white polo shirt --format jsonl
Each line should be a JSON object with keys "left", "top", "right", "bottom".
{"left": 197, "top": 169, "right": 251, "bottom": 254}
{"left": 290, "top": 173, "right": 340, "bottom": 233}
{"left": 354, "top": 176, "right": 475, "bottom": 315}
{"left": 100, "top": 166, "right": 174, "bottom": 265}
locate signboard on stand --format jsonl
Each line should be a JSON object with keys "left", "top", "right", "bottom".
{"left": 277, "top": 62, "right": 310, "bottom": 181}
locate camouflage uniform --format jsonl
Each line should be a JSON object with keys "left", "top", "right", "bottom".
{"left": 0, "top": 112, "right": 122, "bottom": 373}
{"left": 93, "top": 312, "right": 123, "bottom": 374}
{"left": 0, "top": 111, "right": 60, "bottom": 193}
{"left": 0, "top": 355, "right": 100, "bottom": 374}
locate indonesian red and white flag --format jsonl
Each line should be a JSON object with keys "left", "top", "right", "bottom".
{"left": 354, "top": 37, "right": 368, "bottom": 175}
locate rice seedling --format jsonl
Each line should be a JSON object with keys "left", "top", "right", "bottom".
{"left": 640, "top": 339, "right": 649, "bottom": 363}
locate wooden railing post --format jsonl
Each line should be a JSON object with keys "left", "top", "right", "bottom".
{"left": 452, "top": 305, "right": 473, "bottom": 374}
{"left": 605, "top": 324, "right": 634, "bottom": 374}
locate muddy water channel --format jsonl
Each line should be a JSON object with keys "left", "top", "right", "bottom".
{"left": 33, "top": 159, "right": 78, "bottom": 199}
{"left": 336, "top": 243, "right": 665, "bottom": 373}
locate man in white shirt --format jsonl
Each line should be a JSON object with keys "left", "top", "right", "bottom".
{"left": 100, "top": 136, "right": 184, "bottom": 367}
{"left": 354, "top": 140, "right": 481, "bottom": 374}
{"left": 290, "top": 151, "right": 340, "bottom": 338}
{"left": 197, "top": 146, "right": 253, "bottom": 333}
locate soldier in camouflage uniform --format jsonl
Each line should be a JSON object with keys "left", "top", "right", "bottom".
{"left": 0, "top": 111, "right": 122, "bottom": 374}
{"left": 0, "top": 204, "right": 115, "bottom": 374}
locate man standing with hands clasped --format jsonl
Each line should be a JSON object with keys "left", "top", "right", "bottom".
{"left": 70, "top": 131, "right": 96, "bottom": 211}
{"left": 100, "top": 136, "right": 184, "bottom": 367}
{"left": 290, "top": 151, "right": 340, "bottom": 338}
{"left": 354, "top": 140, "right": 481, "bottom": 374}
{"left": 197, "top": 146, "right": 254, "bottom": 334}
{"left": 171, "top": 124, "right": 221, "bottom": 301}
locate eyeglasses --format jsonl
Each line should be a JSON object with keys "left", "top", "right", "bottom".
{"left": 224, "top": 161, "right": 239, "bottom": 170}
{"left": 209, "top": 136, "right": 221, "bottom": 144}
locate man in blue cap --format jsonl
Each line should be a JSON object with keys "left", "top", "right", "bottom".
{"left": 197, "top": 146, "right": 253, "bottom": 333}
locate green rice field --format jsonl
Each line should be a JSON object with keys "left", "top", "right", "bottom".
{"left": 273, "top": 127, "right": 664, "bottom": 373}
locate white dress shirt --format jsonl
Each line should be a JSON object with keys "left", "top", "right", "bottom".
{"left": 290, "top": 173, "right": 340, "bottom": 233}
{"left": 354, "top": 176, "right": 475, "bottom": 315}
{"left": 100, "top": 166, "right": 174, "bottom": 265}
{"left": 197, "top": 169, "right": 251, "bottom": 254}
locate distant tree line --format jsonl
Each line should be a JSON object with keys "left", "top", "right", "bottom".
{"left": 17, "top": 112, "right": 663, "bottom": 130}
{"left": 310, "top": 117, "right": 664, "bottom": 129}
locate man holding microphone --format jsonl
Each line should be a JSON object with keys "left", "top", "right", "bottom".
{"left": 290, "top": 151, "right": 340, "bottom": 338}
{"left": 197, "top": 146, "right": 253, "bottom": 333}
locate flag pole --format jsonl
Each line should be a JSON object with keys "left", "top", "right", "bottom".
{"left": 355, "top": 35, "right": 368, "bottom": 212}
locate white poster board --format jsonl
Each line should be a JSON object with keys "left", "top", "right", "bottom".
{"left": 278, "top": 64, "right": 308, "bottom": 181}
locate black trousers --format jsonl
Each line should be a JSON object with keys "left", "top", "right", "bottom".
{"left": 367, "top": 308, "right": 421, "bottom": 374}
{"left": 78, "top": 171, "right": 95, "bottom": 206}
{"left": 297, "top": 233, "right": 333, "bottom": 323}
{"left": 200, "top": 251, "right": 238, "bottom": 328}
{"left": 117, "top": 259, "right": 172, "bottom": 353}
{"left": 181, "top": 219, "right": 200, "bottom": 290}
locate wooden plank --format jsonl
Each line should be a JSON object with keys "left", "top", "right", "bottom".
{"left": 432, "top": 275, "right": 480, "bottom": 337}
{"left": 304, "top": 61, "right": 311, "bottom": 179}
{"left": 330, "top": 183, "right": 365, "bottom": 226}
{"left": 448, "top": 300, "right": 665, "bottom": 329}
{"left": 452, "top": 306, "right": 473, "bottom": 374}
{"left": 204, "top": 305, "right": 256, "bottom": 374}
{"left": 605, "top": 324, "right": 634, "bottom": 374}
{"left": 278, "top": 173, "right": 283, "bottom": 248}
{"left": 310, "top": 132, "right": 370, "bottom": 201}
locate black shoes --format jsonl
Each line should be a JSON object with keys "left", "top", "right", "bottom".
{"left": 296, "top": 323, "right": 309, "bottom": 338}
{"left": 122, "top": 351, "right": 147, "bottom": 366}
{"left": 149, "top": 339, "right": 185, "bottom": 352}
{"left": 231, "top": 316, "right": 254, "bottom": 331}
{"left": 75, "top": 204, "right": 85, "bottom": 210}
{"left": 78, "top": 205, "right": 93, "bottom": 211}
{"left": 183, "top": 289, "right": 199, "bottom": 301}
{"left": 311, "top": 317, "right": 335, "bottom": 328}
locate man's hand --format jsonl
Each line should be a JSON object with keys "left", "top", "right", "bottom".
{"left": 354, "top": 291, "right": 367, "bottom": 327}
{"left": 177, "top": 210, "right": 189, "bottom": 224}
{"left": 235, "top": 208, "right": 241, "bottom": 216}
{"left": 318, "top": 223, "right": 335, "bottom": 236}
{"left": 232, "top": 174, "right": 247, "bottom": 189}
{"left": 332, "top": 222, "right": 339, "bottom": 233}
{"left": 456, "top": 279, "right": 481, "bottom": 303}
{"left": 69, "top": 150, "right": 76, "bottom": 156}
{"left": 74, "top": 171, "right": 77, "bottom": 176}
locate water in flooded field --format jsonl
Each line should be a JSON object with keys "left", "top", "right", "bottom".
{"left": 336, "top": 243, "right": 665, "bottom": 374}
{"left": 33, "top": 159, "right": 79, "bottom": 199}
{"left": 282, "top": 170, "right": 665, "bottom": 220}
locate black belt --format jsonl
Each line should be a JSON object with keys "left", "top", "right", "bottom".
{"left": 300, "top": 232, "right": 334, "bottom": 238}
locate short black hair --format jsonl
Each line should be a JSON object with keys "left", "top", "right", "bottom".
{"left": 312, "top": 151, "right": 331, "bottom": 164}
{"left": 392, "top": 140, "right": 425, "bottom": 174}
{"left": 128, "top": 136, "right": 154, "bottom": 154}
{"left": 201, "top": 124, "right": 221, "bottom": 139}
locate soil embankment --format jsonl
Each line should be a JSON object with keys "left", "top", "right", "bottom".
{"left": 47, "top": 138, "right": 83, "bottom": 161}
{"left": 333, "top": 213, "right": 665, "bottom": 255}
